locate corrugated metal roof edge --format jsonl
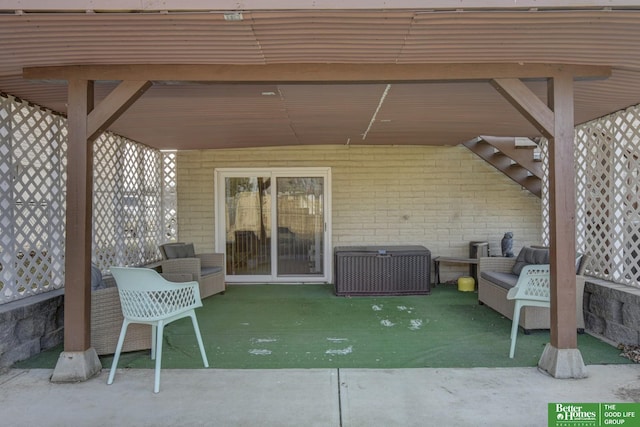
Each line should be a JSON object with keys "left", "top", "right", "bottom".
{"left": 2, "top": 1, "right": 640, "bottom": 14}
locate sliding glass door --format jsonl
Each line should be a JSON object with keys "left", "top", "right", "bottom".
{"left": 215, "top": 168, "right": 331, "bottom": 283}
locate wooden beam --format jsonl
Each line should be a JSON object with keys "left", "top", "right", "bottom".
{"left": 491, "top": 78, "right": 555, "bottom": 139}
{"left": 547, "top": 73, "right": 579, "bottom": 350}
{"left": 87, "top": 80, "right": 152, "bottom": 141}
{"left": 8, "top": 1, "right": 640, "bottom": 12}
{"left": 64, "top": 79, "right": 94, "bottom": 352}
{"left": 23, "top": 63, "right": 611, "bottom": 83}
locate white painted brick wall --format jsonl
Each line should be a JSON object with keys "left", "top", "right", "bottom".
{"left": 177, "top": 145, "right": 542, "bottom": 282}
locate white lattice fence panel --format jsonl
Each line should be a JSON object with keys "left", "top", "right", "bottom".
{"left": 540, "top": 138, "right": 550, "bottom": 247}
{"left": 1, "top": 92, "right": 172, "bottom": 304}
{"left": 162, "top": 151, "right": 178, "bottom": 243}
{"left": 93, "top": 135, "right": 164, "bottom": 272}
{"left": 621, "top": 146, "right": 640, "bottom": 282}
{"left": 0, "top": 95, "right": 66, "bottom": 303}
{"left": 123, "top": 142, "right": 146, "bottom": 266}
{"left": 538, "top": 105, "right": 640, "bottom": 287}
{"left": 140, "top": 148, "right": 163, "bottom": 262}
{"left": 575, "top": 106, "right": 640, "bottom": 286}
{"left": 0, "top": 95, "right": 15, "bottom": 301}
{"left": 93, "top": 133, "right": 124, "bottom": 270}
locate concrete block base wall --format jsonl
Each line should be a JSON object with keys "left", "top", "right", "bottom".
{"left": 0, "top": 289, "right": 64, "bottom": 368}
{"left": 584, "top": 279, "right": 640, "bottom": 346}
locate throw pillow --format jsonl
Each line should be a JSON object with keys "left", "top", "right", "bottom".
{"left": 163, "top": 242, "right": 196, "bottom": 259}
{"left": 576, "top": 253, "right": 584, "bottom": 274}
{"left": 163, "top": 243, "right": 183, "bottom": 259}
{"left": 175, "top": 244, "right": 190, "bottom": 258}
{"left": 91, "top": 263, "right": 107, "bottom": 290}
{"left": 512, "top": 247, "right": 549, "bottom": 275}
{"left": 184, "top": 243, "right": 196, "bottom": 258}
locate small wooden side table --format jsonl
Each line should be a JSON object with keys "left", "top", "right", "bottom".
{"left": 433, "top": 256, "right": 480, "bottom": 285}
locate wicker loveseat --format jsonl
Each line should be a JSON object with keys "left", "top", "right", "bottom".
{"left": 91, "top": 276, "right": 152, "bottom": 356}
{"left": 91, "top": 268, "right": 197, "bottom": 356}
{"left": 159, "top": 243, "right": 226, "bottom": 299}
{"left": 478, "top": 247, "right": 587, "bottom": 332}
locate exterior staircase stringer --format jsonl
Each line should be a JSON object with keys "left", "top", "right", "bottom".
{"left": 462, "top": 136, "right": 542, "bottom": 198}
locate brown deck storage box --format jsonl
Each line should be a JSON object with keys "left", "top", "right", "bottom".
{"left": 334, "top": 245, "right": 431, "bottom": 296}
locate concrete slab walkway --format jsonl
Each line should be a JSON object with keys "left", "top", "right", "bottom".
{"left": 1, "top": 365, "right": 639, "bottom": 427}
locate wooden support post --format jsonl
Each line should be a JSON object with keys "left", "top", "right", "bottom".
{"left": 538, "top": 74, "right": 587, "bottom": 378}
{"left": 547, "top": 74, "right": 578, "bottom": 350}
{"left": 64, "top": 79, "right": 94, "bottom": 352}
{"left": 51, "top": 79, "right": 101, "bottom": 382}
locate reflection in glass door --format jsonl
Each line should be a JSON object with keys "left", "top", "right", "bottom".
{"left": 216, "top": 168, "right": 331, "bottom": 283}
{"left": 276, "top": 177, "right": 324, "bottom": 276}
{"left": 224, "top": 176, "right": 272, "bottom": 276}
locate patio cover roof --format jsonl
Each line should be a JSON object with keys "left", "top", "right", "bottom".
{"left": 1, "top": 0, "right": 638, "bottom": 380}
{"left": 1, "top": 1, "right": 640, "bottom": 150}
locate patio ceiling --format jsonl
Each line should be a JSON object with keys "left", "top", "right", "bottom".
{"left": 1, "top": 4, "right": 640, "bottom": 150}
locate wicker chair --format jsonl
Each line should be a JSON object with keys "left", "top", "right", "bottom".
{"left": 159, "top": 243, "right": 226, "bottom": 299}
{"left": 91, "top": 276, "right": 152, "bottom": 356}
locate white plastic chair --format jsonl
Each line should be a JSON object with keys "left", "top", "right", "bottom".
{"left": 506, "top": 264, "right": 550, "bottom": 358}
{"left": 107, "top": 267, "right": 209, "bottom": 393}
